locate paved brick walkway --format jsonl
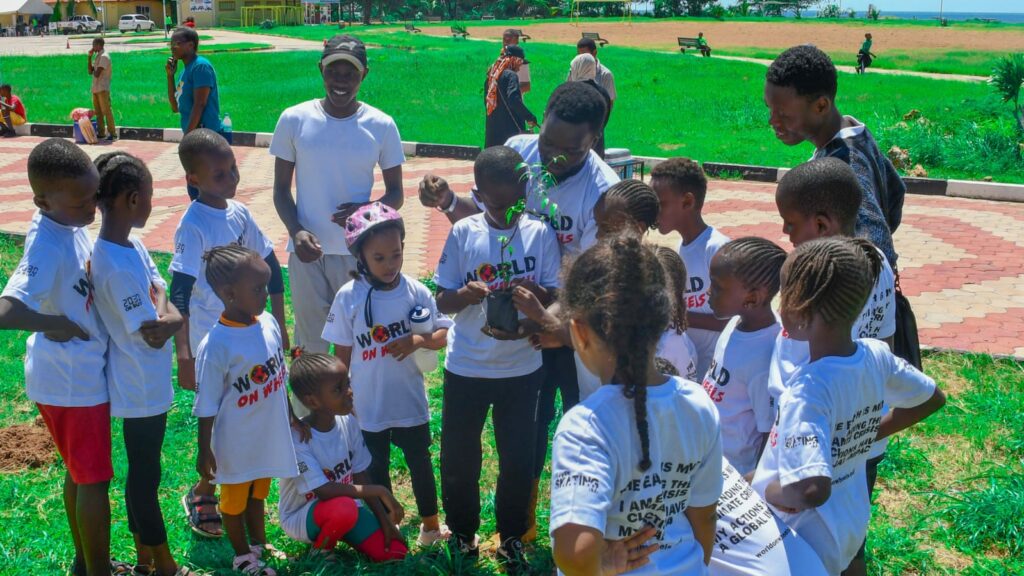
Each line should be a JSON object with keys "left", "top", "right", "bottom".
{"left": 2, "top": 137, "right": 1023, "bottom": 357}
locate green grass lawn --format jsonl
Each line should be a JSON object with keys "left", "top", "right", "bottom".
{"left": 1, "top": 231, "right": 1022, "bottom": 575}
{"left": 716, "top": 46, "right": 1006, "bottom": 77}
{"left": 135, "top": 42, "right": 273, "bottom": 54}
{"left": 2, "top": 28, "right": 1022, "bottom": 184}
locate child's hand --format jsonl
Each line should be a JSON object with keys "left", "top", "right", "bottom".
{"left": 383, "top": 492, "right": 405, "bottom": 525}
{"left": 177, "top": 357, "right": 197, "bottom": 391}
{"left": 197, "top": 447, "right": 216, "bottom": 482}
{"left": 292, "top": 230, "right": 323, "bottom": 263}
{"left": 460, "top": 281, "right": 489, "bottom": 307}
{"left": 511, "top": 284, "right": 548, "bottom": 323}
{"left": 44, "top": 316, "right": 89, "bottom": 343}
{"left": 419, "top": 174, "right": 453, "bottom": 209}
{"left": 601, "top": 526, "right": 659, "bottom": 575}
{"left": 382, "top": 520, "right": 405, "bottom": 553}
{"left": 529, "top": 327, "right": 572, "bottom": 351}
{"left": 386, "top": 334, "right": 422, "bottom": 361}
{"left": 139, "top": 312, "right": 184, "bottom": 349}
{"left": 485, "top": 325, "right": 529, "bottom": 341}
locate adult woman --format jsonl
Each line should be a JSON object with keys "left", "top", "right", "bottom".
{"left": 484, "top": 45, "right": 537, "bottom": 148}
{"left": 566, "top": 53, "right": 611, "bottom": 158}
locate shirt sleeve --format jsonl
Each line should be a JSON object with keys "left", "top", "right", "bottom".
{"left": 268, "top": 109, "right": 297, "bottom": 163}
{"left": 539, "top": 227, "right": 562, "bottom": 290}
{"left": 548, "top": 412, "right": 615, "bottom": 534}
{"left": 880, "top": 345, "right": 937, "bottom": 409}
{"left": 0, "top": 242, "right": 61, "bottom": 313}
{"left": 141, "top": 249, "right": 166, "bottom": 290}
{"left": 577, "top": 197, "right": 600, "bottom": 254}
{"left": 775, "top": 381, "right": 833, "bottom": 487}
{"left": 240, "top": 206, "right": 275, "bottom": 258}
{"left": 293, "top": 432, "right": 330, "bottom": 494}
{"left": 193, "top": 339, "right": 226, "bottom": 418}
{"left": 377, "top": 117, "right": 406, "bottom": 171}
{"left": 168, "top": 222, "right": 204, "bottom": 278}
{"left": 433, "top": 227, "right": 464, "bottom": 291}
{"left": 321, "top": 289, "right": 354, "bottom": 346}
{"left": 191, "top": 61, "right": 216, "bottom": 89}
{"left": 687, "top": 421, "right": 724, "bottom": 507}
{"left": 97, "top": 270, "right": 159, "bottom": 334}
{"left": 349, "top": 415, "right": 373, "bottom": 475}
{"left": 602, "top": 70, "right": 617, "bottom": 101}
{"left": 748, "top": 367, "right": 776, "bottom": 434}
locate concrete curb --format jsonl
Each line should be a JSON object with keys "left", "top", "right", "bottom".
{"left": 16, "top": 123, "right": 1023, "bottom": 203}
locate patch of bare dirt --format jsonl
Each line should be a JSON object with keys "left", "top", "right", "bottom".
{"left": 0, "top": 417, "right": 55, "bottom": 473}
{"left": 927, "top": 543, "right": 973, "bottom": 571}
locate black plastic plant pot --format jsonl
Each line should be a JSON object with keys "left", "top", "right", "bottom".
{"left": 486, "top": 289, "right": 519, "bottom": 334}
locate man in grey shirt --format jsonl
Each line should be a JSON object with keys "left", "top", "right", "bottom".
{"left": 577, "top": 37, "right": 616, "bottom": 112}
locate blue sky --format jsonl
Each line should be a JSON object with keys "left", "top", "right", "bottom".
{"left": 725, "top": 0, "right": 1022, "bottom": 12}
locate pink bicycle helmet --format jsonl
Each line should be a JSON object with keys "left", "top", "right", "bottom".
{"left": 344, "top": 202, "right": 405, "bottom": 253}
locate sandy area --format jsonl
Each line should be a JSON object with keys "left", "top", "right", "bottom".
{"left": 421, "top": 20, "right": 1024, "bottom": 52}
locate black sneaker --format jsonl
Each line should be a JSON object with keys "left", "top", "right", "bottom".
{"left": 445, "top": 533, "right": 480, "bottom": 560}
{"left": 496, "top": 537, "right": 530, "bottom": 575}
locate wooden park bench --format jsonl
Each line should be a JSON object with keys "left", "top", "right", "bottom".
{"left": 404, "top": 22, "right": 421, "bottom": 33}
{"left": 582, "top": 31, "right": 608, "bottom": 46}
{"left": 678, "top": 36, "right": 711, "bottom": 56}
{"left": 481, "top": 14, "right": 495, "bottom": 20}
{"left": 425, "top": 15, "right": 442, "bottom": 22}
{"left": 511, "top": 28, "right": 531, "bottom": 42}
{"left": 451, "top": 26, "right": 469, "bottom": 39}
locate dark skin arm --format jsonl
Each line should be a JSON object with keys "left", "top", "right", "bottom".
{"left": 185, "top": 86, "right": 211, "bottom": 133}
{"left": 269, "top": 292, "right": 290, "bottom": 357}
{"left": 876, "top": 388, "right": 946, "bottom": 441}
{"left": 436, "top": 282, "right": 488, "bottom": 316}
{"left": 196, "top": 416, "right": 216, "bottom": 481}
{"left": 172, "top": 313, "right": 195, "bottom": 391}
{"left": 331, "top": 165, "right": 405, "bottom": 227}
{"left": 687, "top": 312, "right": 730, "bottom": 332}
{"left": 553, "top": 525, "right": 659, "bottom": 576}
{"left": 764, "top": 476, "right": 832, "bottom": 514}
{"left": 272, "top": 157, "right": 322, "bottom": 264}
{"left": 165, "top": 57, "right": 179, "bottom": 113}
{"left": 685, "top": 503, "right": 717, "bottom": 565}
{"left": 418, "top": 175, "right": 481, "bottom": 225}
{"left": 0, "top": 296, "right": 88, "bottom": 342}
{"left": 138, "top": 285, "right": 184, "bottom": 349}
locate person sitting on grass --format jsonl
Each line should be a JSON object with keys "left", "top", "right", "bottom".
{"left": 0, "top": 83, "right": 27, "bottom": 138}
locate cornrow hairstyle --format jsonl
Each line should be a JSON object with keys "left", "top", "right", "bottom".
{"left": 654, "top": 246, "right": 688, "bottom": 335}
{"left": 650, "top": 157, "right": 708, "bottom": 207}
{"left": 545, "top": 81, "right": 608, "bottom": 133}
{"left": 202, "top": 245, "right": 262, "bottom": 290}
{"left": 780, "top": 236, "right": 883, "bottom": 328}
{"left": 766, "top": 45, "right": 838, "bottom": 100}
{"left": 604, "top": 180, "right": 660, "bottom": 232}
{"left": 655, "top": 357, "right": 680, "bottom": 377}
{"left": 289, "top": 348, "right": 344, "bottom": 399}
{"left": 27, "top": 138, "right": 95, "bottom": 193}
{"left": 715, "top": 237, "right": 788, "bottom": 297}
{"left": 776, "top": 158, "right": 862, "bottom": 235}
{"left": 178, "top": 127, "right": 231, "bottom": 174}
{"left": 562, "top": 232, "right": 671, "bottom": 471}
{"left": 95, "top": 151, "right": 152, "bottom": 211}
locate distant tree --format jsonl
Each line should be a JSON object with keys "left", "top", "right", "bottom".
{"left": 991, "top": 53, "right": 1024, "bottom": 133}
{"left": 684, "top": 0, "right": 715, "bottom": 16}
{"left": 52, "top": 0, "right": 63, "bottom": 21}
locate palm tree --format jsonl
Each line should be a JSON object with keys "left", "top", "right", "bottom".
{"left": 990, "top": 53, "right": 1024, "bottom": 133}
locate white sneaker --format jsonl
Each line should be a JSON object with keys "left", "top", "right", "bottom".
{"left": 417, "top": 523, "right": 452, "bottom": 547}
{"left": 232, "top": 552, "right": 276, "bottom": 576}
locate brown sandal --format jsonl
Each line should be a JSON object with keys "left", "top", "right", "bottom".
{"left": 181, "top": 485, "right": 222, "bottom": 538}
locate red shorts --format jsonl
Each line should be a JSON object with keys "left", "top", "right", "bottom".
{"left": 37, "top": 403, "right": 113, "bottom": 484}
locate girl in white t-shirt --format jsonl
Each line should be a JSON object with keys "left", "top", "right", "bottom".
{"left": 279, "top": 350, "right": 409, "bottom": 562}
{"left": 321, "top": 202, "right": 451, "bottom": 547}
{"left": 91, "top": 152, "right": 192, "bottom": 576}
{"left": 702, "top": 237, "right": 787, "bottom": 476}
{"left": 752, "top": 237, "right": 945, "bottom": 575}
{"left": 654, "top": 246, "right": 700, "bottom": 383}
{"left": 551, "top": 232, "right": 723, "bottom": 576}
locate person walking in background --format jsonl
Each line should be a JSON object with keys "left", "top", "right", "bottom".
{"left": 494, "top": 29, "right": 531, "bottom": 94}
{"left": 88, "top": 38, "right": 116, "bottom": 142}
{"left": 856, "top": 33, "right": 875, "bottom": 73}
{"left": 566, "top": 53, "right": 611, "bottom": 158}
{"left": 483, "top": 45, "right": 537, "bottom": 149}
{"left": 576, "top": 37, "right": 616, "bottom": 116}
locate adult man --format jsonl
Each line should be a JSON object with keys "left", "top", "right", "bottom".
{"left": 270, "top": 35, "right": 405, "bottom": 353}
{"left": 0, "top": 84, "right": 26, "bottom": 138}
{"left": 576, "top": 37, "right": 616, "bottom": 115}
{"left": 500, "top": 28, "right": 530, "bottom": 94}
{"left": 88, "top": 38, "right": 116, "bottom": 141}
{"left": 166, "top": 26, "right": 224, "bottom": 200}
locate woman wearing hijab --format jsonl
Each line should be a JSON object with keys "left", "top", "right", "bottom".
{"left": 484, "top": 45, "right": 537, "bottom": 148}
{"left": 566, "top": 53, "right": 612, "bottom": 159}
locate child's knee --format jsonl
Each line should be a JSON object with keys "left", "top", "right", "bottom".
{"left": 314, "top": 497, "right": 359, "bottom": 533}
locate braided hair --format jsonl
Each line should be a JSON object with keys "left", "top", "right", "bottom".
{"left": 715, "top": 237, "right": 788, "bottom": 296}
{"left": 95, "top": 151, "right": 152, "bottom": 211}
{"left": 562, "top": 232, "right": 670, "bottom": 471}
{"left": 654, "top": 246, "right": 688, "bottom": 335}
{"left": 603, "top": 180, "right": 660, "bottom": 232}
{"left": 202, "top": 245, "right": 262, "bottom": 290}
{"left": 289, "top": 348, "right": 345, "bottom": 399}
{"left": 780, "top": 236, "right": 883, "bottom": 328}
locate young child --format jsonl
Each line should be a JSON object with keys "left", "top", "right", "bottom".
{"left": 772, "top": 157, "right": 898, "bottom": 574}
{"left": 0, "top": 83, "right": 27, "bottom": 137}
{"left": 321, "top": 202, "right": 451, "bottom": 547}
{"left": 90, "top": 152, "right": 191, "bottom": 576}
{"left": 652, "top": 157, "right": 731, "bottom": 378}
{"left": 752, "top": 237, "right": 945, "bottom": 575}
{"left": 434, "top": 145, "right": 561, "bottom": 571}
{"left": 278, "top": 351, "right": 409, "bottom": 562}
{"left": 654, "top": 247, "right": 700, "bottom": 384}
{"left": 593, "top": 179, "right": 660, "bottom": 240}
{"left": 169, "top": 128, "right": 289, "bottom": 538}
{"left": 702, "top": 237, "right": 787, "bottom": 477}
{"left": 550, "top": 232, "right": 723, "bottom": 575}
{"left": 193, "top": 245, "right": 298, "bottom": 576}
{"left": 0, "top": 139, "right": 111, "bottom": 576}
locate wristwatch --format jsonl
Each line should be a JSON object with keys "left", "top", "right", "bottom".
{"left": 438, "top": 191, "right": 458, "bottom": 214}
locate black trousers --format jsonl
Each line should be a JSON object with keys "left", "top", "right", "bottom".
{"left": 440, "top": 368, "right": 542, "bottom": 541}
{"left": 533, "top": 347, "right": 579, "bottom": 478}
{"left": 124, "top": 413, "right": 169, "bottom": 546}
{"left": 362, "top": 423, "right": 438, "bottom": 518}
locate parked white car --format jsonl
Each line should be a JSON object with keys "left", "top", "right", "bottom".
{"left": 48, "top": 15, "right": 103, "bottom": 34}
{"left": 118, "top": 14, "right": 154, "bottom": 33}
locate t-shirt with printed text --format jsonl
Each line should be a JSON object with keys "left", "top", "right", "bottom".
{"left": 752, "top": 339, "right": 937, "bottom": 574}
{"left": 657, "top": 328, "right": 699, "bottom": 382}
{"left": 678, "top": 225, "right": 731, "bottom": 378}
{"left": 92, "top": 237, "right": 173, "bottom": 418}
{"left": 321, "top": 275, "right": 452, "bottom": 432}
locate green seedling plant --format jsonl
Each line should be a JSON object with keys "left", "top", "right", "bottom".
{"left": 495, "top": 157, "right": 562, "bottom": 284}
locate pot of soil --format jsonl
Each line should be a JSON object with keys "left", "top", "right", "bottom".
{"left": 485, "top": 289, "right": 519, "bottom": 334}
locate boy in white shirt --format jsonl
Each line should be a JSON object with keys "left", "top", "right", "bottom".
{"left": 0, "top": 139, "right": 112, "bottom": 576}
{"left": 170, "top": 128, "right": 289, "bottom": 539}
{"left": 652, "top": 157, "right": 731, "bottom": 378}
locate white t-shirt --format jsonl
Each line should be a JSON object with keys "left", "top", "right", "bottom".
{"left": 752, "top": 339, "right": 937, "bottom": 575}
{"left": 168, "top": 200, "right": 275, "bottom": 355}
{"left": 194, "top": 313, "right": 298, "bottom": 485}
{"left": 91, "top": 237, "right": 173, "bottom": 418}
{"left": 710, "top": 460, "right": 828, "bottom": 576}
{"left": 321, "top": 275, "right": 452, "bottom": 432}
{"left": 504, "top": 134, "right": 620, "bottom": 259}
{"left": 702, "top": 317, "right": 780, "bottom": 476}
{"left": 658, "top": 328, "right": 699, "bottom": 382}
{"left": 596, "top": 62, "right": 617, "bottom": 101}
{"left": 278, "top": 413, "right": 372, "bottom": 542}
{"left": 550, "top": 377, "right": 724, "bottom": 576}
{"left": 678, "top": 226, "right": 731, "bottom": 378}
{"left": 434, "top": 213, "right": 561, "bottom": 379}
{"left": 269, "top": 100, "right": 405, "bottom": 256}
{"left": 1, "top": 213, "right": 108, "bottom": 407}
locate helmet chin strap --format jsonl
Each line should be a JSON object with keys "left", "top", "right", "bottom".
{"left": 357, "top": 257, "right": 400, "bottom": 328}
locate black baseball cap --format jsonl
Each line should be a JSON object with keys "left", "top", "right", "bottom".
{"left": 322, "top": 35, "right": 367, "bottom": 73}
{"left": 505, "top": 44, "right": 528, "bottom": 63}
